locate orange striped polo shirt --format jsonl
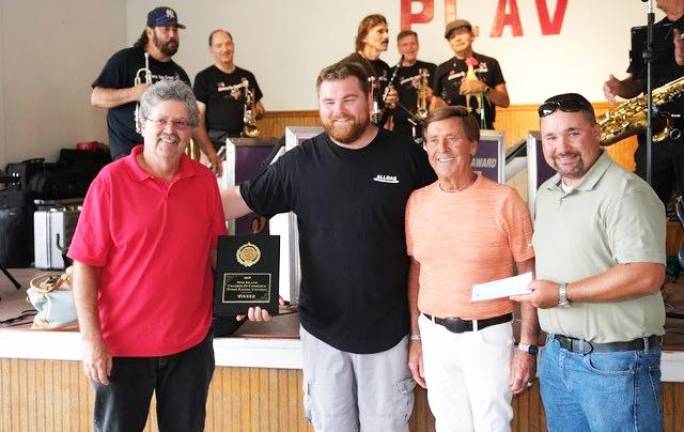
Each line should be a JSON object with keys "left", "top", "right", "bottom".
{"left": 405, "top": 175, "right": 534, "bottom": 319}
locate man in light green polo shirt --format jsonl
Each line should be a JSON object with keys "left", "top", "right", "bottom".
{"left": 512, "top": 93, "right": 666, "bottom": 432}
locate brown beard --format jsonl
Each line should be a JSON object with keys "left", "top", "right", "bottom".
{"left": 323, "top": 114, "right": 368, "bottom": 144}
{"left": 153, "top": 32, "right": 178, "bottom": 57}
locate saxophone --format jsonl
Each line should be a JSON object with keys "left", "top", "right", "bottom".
{"left": 241, "top": 78, "right": 260, "bottom": 138}
{"left": 599, "top": 75, "right": 684, "bottom": 146}
{"left": 415, "top": 68, "right": 430, "bottom": 122}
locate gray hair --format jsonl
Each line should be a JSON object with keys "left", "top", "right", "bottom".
{"left": 138, "top": 80, "right": 199, "bottom": 131}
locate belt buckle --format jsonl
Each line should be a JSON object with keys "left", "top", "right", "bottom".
{"left": 572, "top": 338, "right": 593, "bottom": 355}
{"left": 443, "top": 318, "right": 470, "bottom": 333}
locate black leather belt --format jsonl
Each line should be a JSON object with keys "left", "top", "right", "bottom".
{"left": 422, "top": 312, "right": 512, "bottom": 334}
{"left": 553, "top": 334, "right": 662, "bottom": 354}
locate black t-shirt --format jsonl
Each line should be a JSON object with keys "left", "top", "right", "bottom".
{"left": 433, "top": 52, "right": 505, "bottom": 129}
{"left": 92, "top": 46, "right": 190, "bottom": 159}
{"left": 240, "top": 129, "right": 436, "bottom": 354}
{"left": 193, "top": 65, "right": 263, "bottom": 136}
{"left": 390, "top": 60, "right": 437, "bottom": 138}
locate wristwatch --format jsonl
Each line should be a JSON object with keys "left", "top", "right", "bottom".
{"left": 516, "top": 343, "right": 539, "bottom": 356}
{"left": 558, "top": 283, "right": 570, "bottom": 308}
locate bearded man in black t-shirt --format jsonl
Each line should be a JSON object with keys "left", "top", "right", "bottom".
{"left": 221, "top": 61, "right": 436, "bottom": 432}
{"left": 91, "top": 7, "right": 219, "bottom": 171}
{"left": 193, "top": 29, "right": 265, "bottom": 150}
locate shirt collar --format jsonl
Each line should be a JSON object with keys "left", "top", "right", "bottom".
{"left": 125, "top": 144, "right": 196, "bottom": 183}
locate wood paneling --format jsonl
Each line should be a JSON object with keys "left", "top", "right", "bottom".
{"left": 258, "top": 104, "right": 639, "bottom": 172}
{"left": 2, "top": 358, "right": 684, "bottom": 431}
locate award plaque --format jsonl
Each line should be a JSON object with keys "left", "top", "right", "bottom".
{"left": 214, "top": 234, "right": 280, "bottom": 316}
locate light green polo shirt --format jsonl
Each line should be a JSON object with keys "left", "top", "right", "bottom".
{"left": 533, "top": 151, "right": 666, "bottom": 343}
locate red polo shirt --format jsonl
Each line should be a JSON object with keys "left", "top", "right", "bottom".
{"left": 69, "top": 145, "right": 226, "bottom": 356}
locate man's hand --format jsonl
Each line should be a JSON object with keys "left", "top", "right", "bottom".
{"left": 236, "top": 297, "right": 288, "bottom": 322}
{"left": 511, "top": 279, "right": 561, "bottom": 309}
{"left": 509, "top": 349, "right": 536, "bottom": 395}
{"left": 603, "top": 74, "right": 623, "bottom": 104}
{"left": 82, "top": 337, "right": 112, "bottom": 385}
{"left": 408, "top": 339, "right": 426, "bottom": 389}
{"left": 132, "top": 82, "right": 151, "bottom": 101}
{"left": 207, "top": 152, "right": 223, "bottom": 177}
{"left": 459, "top": 79, "right": 487, "bottom": 95}
{"left": 674, "top": 29, "right": 684, "bottom": 66}
{"left": 385, "top": 88, "right": 399, "bottom": 109}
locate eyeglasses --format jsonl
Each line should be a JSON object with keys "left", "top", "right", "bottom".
{"left": 537, "top": 94, "right": 595, "bottom": 118}
{"left": 146, "top": 117, "right": 192, "bottom": 130}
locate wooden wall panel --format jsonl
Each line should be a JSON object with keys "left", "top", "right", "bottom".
{"left": 2, "top": 358, "right": 684, "bottom": 431}
{"left": 258, "top": 104, "right": 639, "bottom": 173}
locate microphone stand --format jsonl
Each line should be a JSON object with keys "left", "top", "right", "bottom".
{"left": 643, "top": 0, "right": 655, "bottom": 185}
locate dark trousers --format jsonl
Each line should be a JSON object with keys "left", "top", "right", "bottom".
{"left": 93, "top": 332, "right": 215, "bottom": 432}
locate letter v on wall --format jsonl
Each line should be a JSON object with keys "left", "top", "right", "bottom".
{"left": 536, "top": 0, "right": 568, "bottom": 35}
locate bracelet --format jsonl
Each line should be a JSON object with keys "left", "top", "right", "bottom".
{"left": 410, "top": 334, "right": 422, "bottom": 341}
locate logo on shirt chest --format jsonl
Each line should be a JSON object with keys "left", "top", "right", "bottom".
{"left": 373, "top": 174, "right": 399, "bottom": 184}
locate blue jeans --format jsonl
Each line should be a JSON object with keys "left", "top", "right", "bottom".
{"left": 539, "top": 335, "right": 663, "bottom": 432}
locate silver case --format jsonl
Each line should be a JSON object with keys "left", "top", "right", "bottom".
{"left": 33, "top": 207, "right": 79, "bottom": 269}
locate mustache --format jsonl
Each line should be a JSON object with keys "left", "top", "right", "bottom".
{"left": 158, "top": 133, "right": 180, "bottom": 144}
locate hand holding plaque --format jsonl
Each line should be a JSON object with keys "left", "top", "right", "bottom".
{"left": 214, "top": 235, "right": 280, "bottom": 317}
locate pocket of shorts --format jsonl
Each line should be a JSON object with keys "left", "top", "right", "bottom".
{"left": 583, "top": 351, "right": 637, "bottom": 376}
{"left": 394, "top": 377, "right": 417, "bottom": 422}
{"left": 477, "top": 322, "right": 513, "bottom": 348}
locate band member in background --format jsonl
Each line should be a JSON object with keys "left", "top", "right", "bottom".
{"left": 342, "top": 14, "right": 398, "bottom": 125}
{"left": 221, "top": 61, "right": 436, "bottom": 432}
{"left": 194, "top": 29, "right": 265, "bottom": 150}
{"left": 390, "top": 30, "right": 436, "bottom": 142}
{"left": 603, "top": 0, "right": 684, "bottom": 205}
{"left": 432, "top": 19, "right": 510, "bottom": 130}
{"left": 91, "top": 6, "right": 219, "bottom": 171}
{"left": 513, "top": 93, "right": 666, "bottom": 431}
{"left": 71, "top": 80, "right": 225, "bottom": 432}
{"left": 406, "top": 106, "right": 537, "bottom": 431}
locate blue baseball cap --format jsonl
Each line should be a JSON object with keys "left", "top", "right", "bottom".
{"left": 147, "top": 7, "right": 186, "bottom": 29}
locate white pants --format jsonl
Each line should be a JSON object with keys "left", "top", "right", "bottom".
{"left": 300, "top": 326, "right": 415, "bottom": 432}
{"left": 419, "top": 314, "right": 514, "bottom": 432}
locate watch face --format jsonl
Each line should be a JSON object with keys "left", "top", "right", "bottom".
{"left": 529, "top": 345, "right": 539, "bottom": 355}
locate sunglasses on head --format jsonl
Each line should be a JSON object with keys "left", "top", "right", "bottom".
{"left": 537, "top": 94, "right": 594, "bottom": 118}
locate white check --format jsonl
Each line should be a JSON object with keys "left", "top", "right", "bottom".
{"left": 471, "top": 272, "right": 533, "bottom": 302}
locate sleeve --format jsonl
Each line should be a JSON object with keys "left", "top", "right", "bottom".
{"left": 488, "top": 58, "right": 505, "bottom": 87}
{"left": 178, "top": 67, "right": 191, "bottom": 86}
{"left": 67, "top": 174, "right": 113, "bottom": 266}
{"left": 250, "top": 72, "right": 264, "bottom": 102}
{"left": 239, "top": 149, "right": 298, "bottom": 218}
{"left": 193, "top": 71, "right": 210, "bottom": 104}
{"left": 91, "top": 49, "right": 129, "bottom": 89}
{"left": 432, "top": 64, "right": 445, "bottom": 96}
{"left": 410, "top": 145, "right": 437, "bottom": 188}
{"left": 499, "top": 188, "right": 534, "bottom": 263}
{"left": 605, "top": 181, "right": 666, "bottom": 265}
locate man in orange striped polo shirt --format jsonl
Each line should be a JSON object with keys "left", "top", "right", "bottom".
{"left": 405, "top": 106, "right": 538, "bottom": 431}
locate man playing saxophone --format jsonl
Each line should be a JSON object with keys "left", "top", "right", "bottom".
{"left": 431, "top": 19, "right": 510, "bottom": 130}
{"left": 193, "top": 29, "right": 265, "bottom": 150}
{"left": 390, "top": 30, "right": 436, "bottom": 142}
{"left": 603, "top": 0, "right": 684, "bottom": 204}
{"left": 91, "top": 6, "right": 218, "bottom": 172}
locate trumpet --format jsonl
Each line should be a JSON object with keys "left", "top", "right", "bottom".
{"left": 241, "top": 78, "right": 260, "bottom": 137}
{"left": 134, "top": 52, "right": 152, "bottom": 133}
{"left": 415, "top": 68, "right": 430, "bottom": 122}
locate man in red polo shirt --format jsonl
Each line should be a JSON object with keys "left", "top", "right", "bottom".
{"left": 69, "top": 79, "right": 226, "bottom": 432}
